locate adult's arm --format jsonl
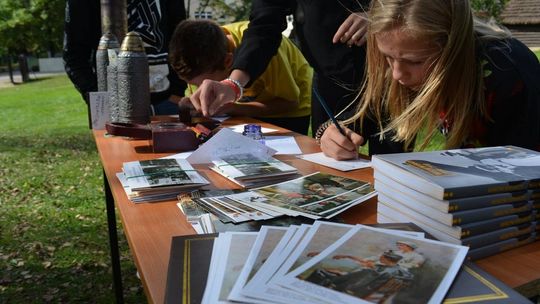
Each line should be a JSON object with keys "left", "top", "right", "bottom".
{"left": 231, "top": 0, "right": 294, "bottom": 86}
{"left": 62, "top": 0, "right": 101, "bottom": 103}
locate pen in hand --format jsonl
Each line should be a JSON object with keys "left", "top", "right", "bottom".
{"left": 313, "top": 88, "right": 346, "bottom": 136}
{"left": 313, "top": 88, "right": 359, "bottom": 159}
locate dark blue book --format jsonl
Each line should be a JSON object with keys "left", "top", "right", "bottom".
{"left": 468, "top": 233, "right": 537, "bottom": 260}
{"left": 372, "top": 146, "right": 540, "bottom": 200}
{"left": 374, "top": 170, "right": 530, "bottom": 213}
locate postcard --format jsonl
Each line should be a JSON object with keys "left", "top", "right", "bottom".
{"left": 281, "top": 226, "right": 468, "bottom": 304}
{"left": 240, "top": 225, "right": 326, "bottom": 304}
{"left": 201, "top": 232, "right": 258, "bottom": 304}
{"left": 202, "top": 198, "right": 252, "bottom": 223}
{"left": 228, "top": 226, "right": 291, "bottom": 303}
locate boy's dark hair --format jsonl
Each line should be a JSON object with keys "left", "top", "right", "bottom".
{"left": 169, "top": 19, "right": 228, "bottom": 80}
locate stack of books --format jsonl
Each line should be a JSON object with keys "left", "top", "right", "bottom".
{"left": 209, "top": 152, "right": 299, "bottom": 188}
{"left": 373, "top": 145, "right": 540, "bottom": 259}
{"left": 166, "top": 221, "right": 470, "bottom": 304}
{"left": 117, "top": 158, "right": 209, "bottom": 203}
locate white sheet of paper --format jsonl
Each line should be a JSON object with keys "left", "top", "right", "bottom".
{"left": 264, "top": 136, "right": 302, "bottom": 155}
{"left": 228, "top": 124, "right": 279, "bottom": 134}
{"left": 211, "top": 115, "right": 230, "bottom": 123}
{"left": 89, "top": 92, "right": 110, "bottom": 130}
{"left": 163, "top": 151, "right": 192, "bottom": 159}
{"left": 187, "top": 128, "right": 277, "bottom": 164}
{"left": 298, "top": 152, "right": 371, "bottom": 171}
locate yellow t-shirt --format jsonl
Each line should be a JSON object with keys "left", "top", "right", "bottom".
{"left": 223, "top": 21, "right": 312, "bottom": 118}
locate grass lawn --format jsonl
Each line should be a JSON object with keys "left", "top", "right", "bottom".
{"left": 0, "top": 75, "right": 145, "bottom": 303}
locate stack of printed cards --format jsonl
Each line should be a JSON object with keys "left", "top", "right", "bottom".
{"left": 225, "top": 172, "right": 377, "bottom": 220}
{"left": 210, "top": 152, "right": 299, "bottom": 188}
{"left": 117, "top": 158, "right": 209, "bottom": 203}
{"left": 183, "top": 172, "right": 376, "bottom": 225}
{"left": 201, "top": 221, "right": 468, "bottom": 304}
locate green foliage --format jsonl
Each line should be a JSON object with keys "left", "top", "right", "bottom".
{"left": 470, "top": 0, "right": 509, "bottom": 20}
{"left": 196, "top": 0, "right": 252, "bottom": 22}
{"left": 0, "top": 0, "right": 64, "bottom": 56}
{"left": 0, "top": 76, "right": 145, "bottom": 303}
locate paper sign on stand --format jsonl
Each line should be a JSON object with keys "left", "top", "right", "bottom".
{"left": 89, "top": 92, "right": 110, "bottom": 130}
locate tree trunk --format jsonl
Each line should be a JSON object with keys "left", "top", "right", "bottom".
{"left": 18, "top": 54, "right": 30, "bottom": 83}
{"left": 7, "top": 56, "right": 14, "bottom": 84}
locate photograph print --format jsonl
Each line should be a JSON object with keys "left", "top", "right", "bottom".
{"left": 282, "top": 226, "right": 467, "bottom": 304}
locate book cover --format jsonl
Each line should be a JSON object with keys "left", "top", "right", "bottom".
{"left": 378, "top": 195, "right": 536, "bottom": 240}
{"left": 374, "top": 170, "right": 529, "bottom": 213}
{"left": 164, "top": 234, "right": 218, "bottom": 304}
{"left": 164, "top": 228, "right": 533, "bottom": 304}
{"left": 376, "top": 181, "right": 532, "bottom": 226}
{"left": 372, "top": 146, "right": 540, "bottom": 200}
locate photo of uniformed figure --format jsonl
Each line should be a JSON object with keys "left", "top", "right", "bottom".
{"left": 292, "top": 228, "right": 464, "bottom": 304}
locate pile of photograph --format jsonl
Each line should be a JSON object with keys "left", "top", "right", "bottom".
{"left": 117, "top": 158, "right": 209, "bottom": 203}
{"left": 181, "top": 172, "right": 376, "bottom": 228}
{"left": 210, "top": 152, "right": 299, "bottom": 188}
{"left": 373, "top": 145, "right": 540, "bottom": 260}
{"left": 201, "top": 221, "right": 468, "bottom": 304}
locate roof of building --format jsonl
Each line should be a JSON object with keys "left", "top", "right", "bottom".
{"left": 500, "top": 0, "right": 540, "bottom": 25}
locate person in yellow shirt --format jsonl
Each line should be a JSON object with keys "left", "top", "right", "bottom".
{"left": 169, "top": 20, "right": 312, "bottom": 135}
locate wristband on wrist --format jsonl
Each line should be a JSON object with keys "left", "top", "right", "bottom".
{"left": 315, "top": 120, "right": 333, "bottom": 145}
{"left": 220, "top": 78, "right": 243, "bottom": 102}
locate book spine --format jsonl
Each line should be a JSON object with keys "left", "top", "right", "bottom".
{"left": 378, "top": 193, "right": 537, "bottom": 239}
{"left": 461, "top": 222, "right": 536, "bottom": 249}
{"left": 452, "top": 201, "right": 532, "bottom": 226}
{"left": 450, "top": 191, "right": 529, "bottom": 212}
{"left": 467, "top": 233, "right": 537, "bottom": 260}
{"left": 460, "top": 211, "right": 537, "bottom": 238}
{"left": 445, "top": 181, "right": 527, "bottom": 200}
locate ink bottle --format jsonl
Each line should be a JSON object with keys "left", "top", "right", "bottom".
{"left": 242, "top": 124, "right": 265, "bottom": 145}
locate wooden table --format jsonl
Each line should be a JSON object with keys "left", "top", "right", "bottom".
{"left": 93, "top": 117, "right": 540, "bottom": 303}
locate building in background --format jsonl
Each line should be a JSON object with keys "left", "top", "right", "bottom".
{"left": 500, "top": 0, "right": 540, "bottom": 48}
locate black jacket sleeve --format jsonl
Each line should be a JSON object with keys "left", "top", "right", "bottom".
{"left": 231, "top": 0, "right": 294, "bottom": 87}
{"left": 481, "top": 38, "right": 540, "bottom": 151}
{"left": 164, "top": 0, "right": 187, "bottom": 97}
{"left": 62, "top": 0, "right": 102, "bottom": 103}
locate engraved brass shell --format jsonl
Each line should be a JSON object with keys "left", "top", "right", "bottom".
{"left": 120, "top": 32, "right": 145, "bottom": 52}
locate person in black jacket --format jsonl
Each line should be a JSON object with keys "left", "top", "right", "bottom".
{"left": 63, "top": 0, "right": 187, "bottom": 120}
{"left": 318, "top": 0, "right": 540, "bottom": 159}
{"left": 188, "top": 0, "right": 370, "bottom": 134}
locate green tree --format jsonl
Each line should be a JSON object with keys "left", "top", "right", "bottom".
{"left": 192, "top": 0, "right": 252, "bottom": 22}
{"left": 0, "top": 0, "right": 64, "bottom": 82}
{"left": 471, "top": 0, "right": 509, "bottom": 20}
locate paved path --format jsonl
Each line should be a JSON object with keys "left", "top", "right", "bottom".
{"left": 0, "top": 71, "right": 66, "bottom": 89}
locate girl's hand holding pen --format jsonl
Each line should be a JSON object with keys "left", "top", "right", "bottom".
{"left": 320, "top": 124, "right": 364, "bottom": 160}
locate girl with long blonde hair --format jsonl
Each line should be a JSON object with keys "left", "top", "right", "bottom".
{"left": 318, "top": 0, "right": 540, "bottom": 159}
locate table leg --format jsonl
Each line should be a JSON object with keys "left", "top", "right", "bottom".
{"left": 104, "top": 170, "right": 124, "bottom": 303}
